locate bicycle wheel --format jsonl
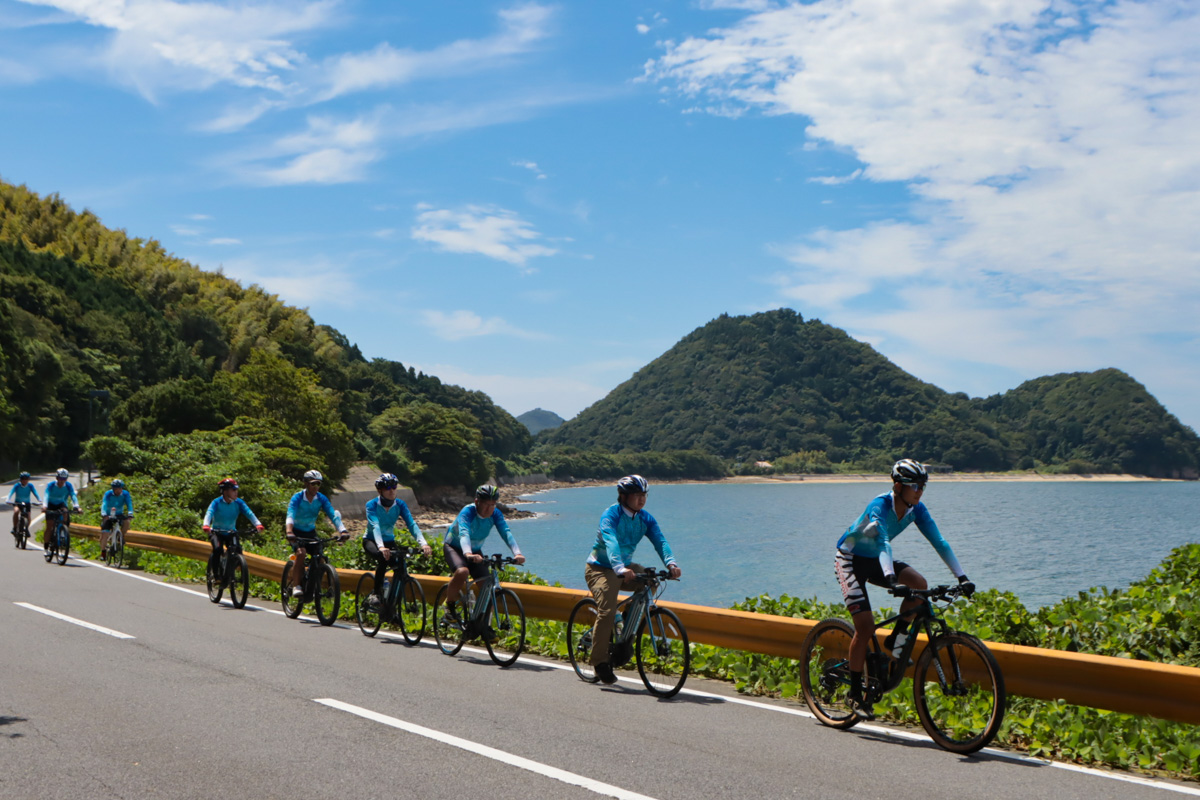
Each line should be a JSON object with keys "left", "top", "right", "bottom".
{"left": 432, "top": 584, "right": 469, "bottom": 656}
{"left": 229, "top": 554, "right": 249, "bottom": 609}
{"left": 356, "top": 573, "right": 382, "bottom": 637}
{"left": 799, "top": 618, "right": 860, "bottom": 729}
{"left": 314, "top": 563, "right": 340, "bottom": 626}
{"left": 108, "top": 530, "right": 125, "bottom": 569}
{"left": 17, "top": 520, "right": 29, "bottom": 549}
{"left": 56, "top": 525, "right": 69, "bottom": 565}
{"left": 636, "top": 607, "right": 689, "bottom": 698}
{"left": 206, "top": 553, "right": 224, "bottom": 603}
{"left": 485, "top": 588, "right": 526, "bottom": 667}
{"left": 281, "top": 560, "right": 304, "bottom": 618}
{"left": 567, "top": 598, "right": 602, "bottom": 683}
{"left": 43, "top": 527, "right": 53, "bottom": 562}
{"left": 397, "top": 576, "right": 426, "bottom": 646}
{"left": 913, "top": 632, "right": 1006, "bottom": 754}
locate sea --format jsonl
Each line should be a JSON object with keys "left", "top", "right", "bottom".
{"left": 506, "top": 480, "right": 1200, "bottom": 611}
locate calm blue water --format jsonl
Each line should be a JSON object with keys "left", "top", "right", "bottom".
{"left": 507, "top": 481, "right": 1200, "bottom": 611}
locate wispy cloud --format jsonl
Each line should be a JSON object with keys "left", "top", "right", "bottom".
{"left": 513, "top": 159, "right": 546, "bottom": 179}
{"left": 411, "top": 203, "right": 558, "bottom": 271}
{"left": 216, "top": 254, "right": 358, "bottom": 307}
{"left": 419, "top": 310, "right": 547, "bottom": 342}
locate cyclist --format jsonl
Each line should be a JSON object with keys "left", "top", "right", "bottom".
{"left": 285, "top": 469, "right": 347, "bottom": 598}
{"left": 7, "top": 471, "right": 41, "bottom": 542}
{"left": 202, "top": 477, "right": 264, "bottom": 563}
{"left": 363, "top": 473, "right": 431, "bottom": 606}
{"left": 42, "top": 468, "right": 80, "bottom": 549}
{"left": 584, "top": 474, "right": 682, "bottom": 684}
{"left": 442, "top": 484, "right": 525, "bottom": 634}
{"left": 834, "top": 459, "right": 975, "bottom": 719}
{"left": 99, "top": 479, "right": 135, "bottom": 561}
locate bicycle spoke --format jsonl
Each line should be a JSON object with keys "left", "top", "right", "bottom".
{"left": 799, "top": 618, "right": 860, "bottom": 729}
{"left": 356, "top": 573, "right": 382, "bottom": 637}
{"left": 913, "top": 633, "right": 1006, "bottom": 754}
{"left": 485, "top": 588, "right": 526, "bottom": 667}
{"left": 636, "top": 607, "right": 689, "bottom": 698}
{"left": 567, "top": 598, "right": 600, "bottom": 682}
{"left": 398, "top": 577, "right": 426, "bottom": 646}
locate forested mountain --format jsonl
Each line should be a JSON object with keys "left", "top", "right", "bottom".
{"left": 544, "top": 309, "right": 1200, "bottom": 477}
{"left": 517, "top": 408, "right": 565, "bottom": 435}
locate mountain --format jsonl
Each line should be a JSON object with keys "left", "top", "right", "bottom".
{"left": 517, "top": 408, "right": 566, "bottom": 435}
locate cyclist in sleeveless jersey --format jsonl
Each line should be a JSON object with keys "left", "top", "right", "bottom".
{"left": 834, "top": 459, "right": 975, "bottom": 718}
{"left": 7, "top": 472, "right": 41, "bottom": 541}
{"left": 441, "top": 485, "right": 525, "bottom": 634}
{"left": 285, "top": 470, "right": 347, "bottom": 597}
{"left": 363, "top": 473, "right": 431, "bottom": 605}
{"left": 42, "top": 469, "right": 80, "bottom": 547}
{"left": 202, "top": 477, "right": 264, "bottom": 560}
{"left": 99, "top": 479, "right": 134, "bottom": 561}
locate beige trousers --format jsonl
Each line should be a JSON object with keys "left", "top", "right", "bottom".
{"left": 584, "top": 562, "right": 644, "bottom": 666}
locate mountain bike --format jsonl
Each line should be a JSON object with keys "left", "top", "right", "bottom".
{"left": 206, "top": 529, "right": 250, "bottom": 609}
{"left": 102, "top": 512, "right": 133, "bottom": 569}
{"left": 12, "top": 502, "right": 31, "bottom": 549}
{"left": 567, "top": 569, "right": 690, "bottom": 698}
{"left": 280, "top": 537, "right": 342, "bottom": 626}
{"left": 432, "top": 554, "right": 527, "bottom": 667}
{"left": 355, "top": 544, "right": 427, "bottom": 644}
{"left": 800, "top": 583, "right": 1006, "bottom": 754}
{"left": 42, "top": 508, "right": 71, "bottom": 566}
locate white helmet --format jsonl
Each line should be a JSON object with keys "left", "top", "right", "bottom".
{"left": 302, "top": 469, "right": 324, "bottom": 483}
{"left": 891, "top": 459, "right": 928, "bottom": 486}
{"left": 55, "top": 468, "right": 69, "bottom": 479}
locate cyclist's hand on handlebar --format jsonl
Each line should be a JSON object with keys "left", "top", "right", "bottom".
{"left": 422, "top": 544, "right": 432, "bottom": 556}
{"left": 513, "top": 554, "right": 525, "bottom": 565}
{"left": 255, "top": 524, "right": 264, "bottom": 532}
{"left": 889, "top": 583, "right": 910, "bottom": 597}
{"left": 668, "top": 563, "right": 682, "bottom": 580}
{"left": 337, "top": 532, "right": 350, "bottom": 542}
{"left": 468, "top": 552, "right": 483, "bottom": 563}
{"left": 958, "top": 575, "right": 976, "bottom": 598}
{"left": 286, "top": 532, "right": 296, "bottom": 542}
{"left": 203, "top": 525, "right": 212, "bottom": 533}
{"left": 381, "top": 546, "right": 392, "bottom": 561}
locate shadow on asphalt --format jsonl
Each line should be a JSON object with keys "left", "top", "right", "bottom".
{"left": 851, "top": 727, "right": 1030, "bottom": 766}
{"left": 0, "top": 716, "right": 28, "bottom": 739}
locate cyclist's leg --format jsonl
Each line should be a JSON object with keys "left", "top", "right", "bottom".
{"left": 893, "top": 562, "right": 927, "bottom": 618}
{"left": 443, "top": 543, "right": 472, "bottom": 604}
{"left": 362, "top": 538, "right": 386, "bottom": 600}
{"left": 584, "top": 564, "right": 626, "bottom": 668}
{"left": 100, "top": 517, "right": 112, "bottom": 554}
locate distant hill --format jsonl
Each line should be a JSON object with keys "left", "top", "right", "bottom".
{"left": 543, "top": 309, "right": 1200, "bottom": 478}
{"left": 517, "top": 408, "right": 566, "bottom": 435}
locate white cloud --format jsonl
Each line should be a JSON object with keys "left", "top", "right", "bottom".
{"left": 170, "top": 224, "right": 201, "bottom": 236}
{"left": 419, "top": 310, "right": 547, "bottom": 342}
{"left": 636, "top": 24, "right": 649, "bottom": 35}
{"left": 208, "top": 237, "right": 241, "bottom": 245}
{"left": 216, "top": 254, "right": 357, "bottom": 307}
{"left": 411, "top": 203, "right": 558, "bottom": 270}
{"left": 513, "top": 159, "right": 546, "bottom": 179}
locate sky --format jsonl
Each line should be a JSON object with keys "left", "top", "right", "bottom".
{"left": 2, "top": 0, "right": 1198, "bottom": 432}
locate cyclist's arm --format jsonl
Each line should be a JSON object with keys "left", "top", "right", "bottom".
{"left": 365, "top": 500, "right": 386, "bottom": 548}
{"left": 397, "top": 501, "right": 427, "bottom": 548}
{"left": 492, "top": 509, "right": 522, "bottom": 557}
{"left": 914, "top": 505, "right": 965, "bottom": 579}
{"left": 285, "top": 492, "right": 300, "bottom": 535}
{"left": 236, "top": 499, "right": 263, "bottom": 530}
{"left": 597, "top": 506, "right": 629, "bottom": 576}
{"left": 318, "top": 495, "right": 346, "bottom": 533}
{"left": 640, "top": 511, "right": 677, "bottom": 568}
{"left": 456, "top": 507, "right": 477, "bottom": 556}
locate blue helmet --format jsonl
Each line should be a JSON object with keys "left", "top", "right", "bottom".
{"left": 18, "top": 471, "right": 31, "bottom": 480}
{"left": 55, "top": 468, "right": 69, "bottom": 479}
{"left": 375, "top": 473, "right": 399, "bottom": 490}
{"left": 110, "top": 479, "right": 125, "bottom": 489}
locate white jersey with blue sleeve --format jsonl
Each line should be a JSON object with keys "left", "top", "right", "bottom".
{"left": 443, "top": 503, "right": 520, "bottom": 557}
{"left": 6, "top": 483, "right": 41, "bottom": 505}
{"left": 101, "top": 490, "right": 133, "bottom": 516}
{"left": 286, "top": 490, "right": 344, "bottom": 534}
{"left": 365, "top": 497, "right": 426, "bottom": 548}
{"left": 204, "top": 497, "right": 262, "bottom": 531}
{"left": 836, "top": 491, "right": 964, "bottom": 580}
{"left": 587, "top": 503, "right": 676, "bottom": 576}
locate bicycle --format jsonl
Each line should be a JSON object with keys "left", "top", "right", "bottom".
{"left": 42, "top": 508, "right": 71, "bottom": 566}
{"left": 101, "top": 512, "right": 133, "bottom": 569}
{"left": 12, "top": 502, "right": 31, "bottom": 549}
{"left": 567, "top": 569, "right": 690, "bottom": 698}
{"left": 432, "top": 553, "right": 527, "bottom": 667}
{"left": 280, "top": 536, "right": 342, "bottom": 626}
{"left": 206, "top": 529, "right": 250, "bottom": 609}
{"left": 799, "top": 583, "right": 1006, "bottom": 754}
{"left": 354, "top": 544, "right": 427, "bottom": 644}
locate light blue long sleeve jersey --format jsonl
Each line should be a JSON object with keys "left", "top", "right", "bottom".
{"left": 6, "top": 483, "right": 41, "bottom": 504}
{"left": 836, "top": 491, "right": 964, "bottom": 580}
{"left": 204, "top": 497, "right": 262, "bottom": 531}
{"left": 286, "top": 490, "right": 344, "bottom": 534}
{"left": 365, "top": 497, "right": 426, "bottom": 548}
{"left": 101, "top": 490, "right": 133, "bottom": 516}
{"left": 443, "top": 504, "right": 520, "bottom": 556}
{"left": 587, "top": 503, "right": 676, "bottom": 576}
{"left": 43, "top": 481, "right": 78, "bottom": 508}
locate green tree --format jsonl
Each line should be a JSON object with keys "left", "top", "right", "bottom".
{"left": 369, "top": 402, "right": 491, "bottom": 490}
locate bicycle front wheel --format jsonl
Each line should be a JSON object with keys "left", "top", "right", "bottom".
{"left": 229, "top": 554, "right": 249, "bottom": 609}
{"left": 281, "top": 560, "right": 303, "bottom": 618}
{"left": 799, "top": 618, "right": 860, "bottom": 729}
{"left": 56, "top": 526, "right": 69, "bottom": 565}
{"left": 315, "top": 563, "right": 340, "bottom": 626}
{"left": 206, "top": 554, "right": 224, "bottom": 603}
{"left": 636, "top": 607, "right": 689, "bottom": 698}
{"left": 397, "top": 577, "right": 426, "bottom": 646}
{"left": 567, "top": 598, "right": 600, "bottom": 683}
{"left": 485, "top": 588, "right": 526, "bottom": 667}
{"left": 432, "top": 584, "right": 470, "bottom": 656}
{"left": 356, "top": 573, "right": 381, "bottom": 637}
{"left": 913, "top": 633, "right": 1006, "bottom": 754}
{"left": 108, "top": 531, "right": 125, "bottom": 569}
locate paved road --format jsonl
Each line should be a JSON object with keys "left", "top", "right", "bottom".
{"left": 1, "top": 542, "right": 1196, "bottom": 800}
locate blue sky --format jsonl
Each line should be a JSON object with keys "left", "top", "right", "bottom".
{"left": 3, "top": 0, "right": 1199, "bottom": 433}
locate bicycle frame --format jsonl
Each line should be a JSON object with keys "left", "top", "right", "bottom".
{"left": 212, "top": 529, "right": 243, "bottom": 579}
{"left": 378, "top": 546, "right": 413, "bottom": 617}
{"left": 295, "top": 538, "right": 335, "bottom": 597}
{"left": 864, "top": 590, "right": 954, "bottom": 702}
{"left": 466, "top": 554, "right": 514, "bottom": 628}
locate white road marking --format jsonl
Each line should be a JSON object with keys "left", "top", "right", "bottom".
{"left": 315, "top": 698, "right": 659, "bottom": 800}
{"left": 14, "top": 602, "right": 135, "bottom": 639}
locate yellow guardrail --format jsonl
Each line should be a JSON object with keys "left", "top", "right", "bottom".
{"left": 70, "top": 524, "right": 1200, "bottom": 725}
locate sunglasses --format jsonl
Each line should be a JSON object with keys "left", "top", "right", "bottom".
{"left": 905, "top": 483, "right": 927, "bottom": 492}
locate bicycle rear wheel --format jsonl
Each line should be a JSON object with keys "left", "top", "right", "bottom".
{"left": 56, "top": 525, "right": 69, "bottom": 565}
{"left": 485, "top": 588, "right": 526, "bottom": 667}
{"left": 18, "top": 520, "right": 29, "bottom": 549}
{"left": 799, "top": 618, "right": 860, "bottom": 729}
{"left": 636, "top": 607, "right": 689, "bottom": 698}
{"left": 229, "top": 554, "right": 249, "bottom": 609}
{"left": 314, "top": 563, "right": 340, "bottom": 626}
{"left": 206, "top": 553, "right": 224, "bottom": 603}
{"left": 356, "top": 573, "right": 382, "bottom": 637}
{"left": 567, "top": 598, "right": 600, "bottom": 682}
{"left": 281, "top": 560, "right": 304, "bottom": 618}
{"left": 397, "top": 576, "right": 426, "bottom": 646}
{"left": 913, "top": 632, "right": 1006, "bottom": 754}
{"left": 432, "top": 584, "right": 469, "bottom": 656}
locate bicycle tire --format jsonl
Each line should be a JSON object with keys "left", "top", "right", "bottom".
{"left": 485, "top": 587, "right": 526, "bottom": 667}
{"left": 356, "top": 573, "right": 382, "bottom": 637}
{"left": 314, "top": 562, "right": 340, "bottom": 626}
{"left": 567, "top": 597, "right": 601, "bottom": 683}
{"left": 56, "top": 524, "right": 69, "bottom": 565}
{"left": 636, "top": 607, "right": 689, "bottom": 698}
{"left": 432, "top": 584, "right": 468, "bottom": 656}
{"left": 43, "top": 528, "right": 53, "bottom": 562}
{"left": 913, "top": 632, "right": 1006, "bottom": 754}
{"left": 799, "top": 618, "right": 860, "bottom": 729}
{"left": 17, "top": 518, "right": 29, "bottom": 549}
{"left": 397, "top": 576, "right": 426, "bottom": 646}
{"left": 206, "top": 553, "right": 224, "bottom": 603}
{"left": 281, "top": 560, "right": 304, "bottom": 618}
{"left": 229, "top": 554, "right": 249, "bottom": 609}
{"left": 108, "top": 530, "right": 124, "bottom": 569}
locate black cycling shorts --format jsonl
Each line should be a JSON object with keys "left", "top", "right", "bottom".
{"left": 835, "top": 549, "right": 911, "bottom": 615}
{"left": 443, "top": 543, "right": 489, "bottom": 580}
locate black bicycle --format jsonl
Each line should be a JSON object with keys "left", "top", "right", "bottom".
{"left": 102, "top": 512, "right": 133, "bottom": 569}
{"left": 12, "top": 502, "right": 31, "bottom": 549}
{"left": 800, "top": 583, "right": 1006, "bottom": 754}
{"left": 281, "top": 536, "right": 342, "bottom": 626}
{"left": 206, "top": 529, "right": 250, "bottom": 609}
{"left": 567, "top": 569, "right": 690, "bottom": 698}
{"left": 355, "top": 545, "right": 427, "bottom": 644}
{"left": 432, "top": 554, "right": 527, "bottom": 667}
{"left": 42, "top": 508, "right": 71, "bottom": 566}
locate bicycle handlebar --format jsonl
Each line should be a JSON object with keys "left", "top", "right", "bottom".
{"left": 634, "top": 569, "right": 678, "bottom": 583}
{"left": 483, "top": 553, "right": 522, "bottom": 567}
{"left": 888, "top": 584, "right": 967, "bottom": 602}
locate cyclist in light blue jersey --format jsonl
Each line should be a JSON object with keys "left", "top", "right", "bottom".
{"left": 585, "top": 475, "right": 682, "bottom": 684}
{"left": 363, "top": 473, "right": 431, "bottom": 604}
{"left": 203, "top": 477, "right": 264, "bottom": 561}
{"left": 7, "top": 472, "right": 41, "bottom": 541}
{"left": 442, "top": 485, "right": 524, "bottom": 616}
{"left": 42, "top": 468, "right": 80, "bottom": 548}
{"left": 285, "top": 469, "right": 347, "bottom": 597}
{"left": 834, "top": 459, "right": 975, "bottom": 719}
{"left": 99, "top": 479, "right": 135, "bottom": 561}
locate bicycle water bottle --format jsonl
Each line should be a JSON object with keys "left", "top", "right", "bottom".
{"left": 382, "top": 578, "right": 391, "bottom": 597}
{"left": 614, "top": 611, "right": 624, "bottom": 636}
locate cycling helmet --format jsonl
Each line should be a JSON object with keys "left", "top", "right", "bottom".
{"left": 616, "top": 474, "right": 649, "bottom": 495}
{"left": 110, "top": 479, "right": 125, "bottom": 489}
{"left": 375, "top": 473, "right": 399, "bottom": 490}
{"left": 475, "top": 484, "right": 500, "bottom": 501}
{"left": 18, "top": 471, "right": 31, "bottom": 480}
{"left": 302, "top": 469, "right": 323, "bottom": 484}
{"left": 218, "top": 477, "right": 239, "bottom": 491}
{"left": 55, "top": 468, "right": 69, "bottom": 479}
{"left": 891, "top": 459, "right": 928, "bottom": 486}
